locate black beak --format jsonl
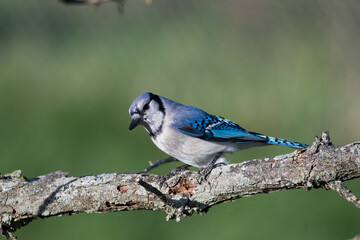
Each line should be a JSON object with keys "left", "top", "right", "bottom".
{"left": 129, "top": 117, "right": 143, "bottom": 130}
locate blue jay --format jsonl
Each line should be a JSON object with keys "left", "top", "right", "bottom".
{"left": 129, "top": 92, "right": 308, "bottom": 171}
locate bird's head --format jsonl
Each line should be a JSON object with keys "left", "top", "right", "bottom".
{"left": 129, "top": 92, "right": 165, "bottom": 136}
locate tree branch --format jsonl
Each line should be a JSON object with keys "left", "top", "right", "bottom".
{"left": 60, "top": 0, "right": 129, "bottom": 13}
{"left": 1, "top": 132, "right": 359, "bottom": 239}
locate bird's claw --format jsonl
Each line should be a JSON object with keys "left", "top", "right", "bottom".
{"left": 159, "top": 164, "right": 190, "bottom": 187}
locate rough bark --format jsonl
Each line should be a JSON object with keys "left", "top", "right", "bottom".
{"left": 1, "top": 132, "right": 359, "bottom": 239}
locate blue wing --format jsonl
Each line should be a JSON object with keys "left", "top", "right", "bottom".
{"left": 177, "top": 115, "right": 266, "bottom": 143}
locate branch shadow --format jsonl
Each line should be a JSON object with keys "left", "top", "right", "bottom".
{"left": 36, "top": 178, "right": 78, "bottom": 216}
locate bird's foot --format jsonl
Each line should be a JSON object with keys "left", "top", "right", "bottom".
{"left": 197, "top": 152, "right": 223, "bottom": 184}
{"left": 160, "top": 164, "right": 190, "bottom": 187}
{"left": 170, "top": 164, "right": 191, "bottom": 175}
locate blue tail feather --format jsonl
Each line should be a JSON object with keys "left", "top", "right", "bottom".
{"left": 252, "top": 133, "right": 308, "bottom": 148}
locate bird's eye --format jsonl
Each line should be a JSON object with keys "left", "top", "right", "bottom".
{"left": 143, "top": 103, "right": 149, "bottom": 111}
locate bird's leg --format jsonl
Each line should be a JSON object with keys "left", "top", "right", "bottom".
{"left": 135, "top": 157, "right": 177, "bottom": 174}
{"left": 198, "top": 152, "right": 223, "bottom": 183}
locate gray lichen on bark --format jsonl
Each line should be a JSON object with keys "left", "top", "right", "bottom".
{"left": 1, "top": 132, "right": 359, "bottom": 239}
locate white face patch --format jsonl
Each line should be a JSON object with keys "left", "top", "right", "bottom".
{"left": 144, "top": 100, "right": 165, "bottom": 136}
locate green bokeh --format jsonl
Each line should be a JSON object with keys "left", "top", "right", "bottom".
{"left": 1, "top": 0, "right": 359, "bottom": 239}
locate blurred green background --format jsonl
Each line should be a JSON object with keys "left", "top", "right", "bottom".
{"left": 1, "top": 0, "right": 360, "bottom": 239}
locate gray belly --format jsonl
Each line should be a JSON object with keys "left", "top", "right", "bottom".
{"left": 151, "top": 128, "right": 231, "bottom": 168}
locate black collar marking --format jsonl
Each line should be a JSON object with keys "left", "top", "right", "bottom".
{"left": 148, "top": 93, "right": 166, "bottom": 139}
{"left": 148, "top": 93, "right": 165, "bottom": 114}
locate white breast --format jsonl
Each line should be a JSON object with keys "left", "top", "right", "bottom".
{"left": 151, "top": 125, "right": 230, "bottom": 168}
